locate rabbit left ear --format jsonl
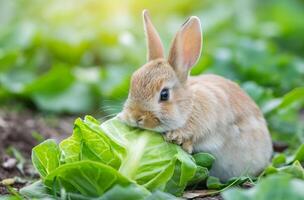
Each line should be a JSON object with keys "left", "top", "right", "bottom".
{"left": 168, "top": 16, "right": 202, "bottom": 82}
{"left": 143, "top": 10, "right": 165, "bottom": 61}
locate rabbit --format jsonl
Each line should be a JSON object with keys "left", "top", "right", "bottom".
{"left": 117, "top": 10, "right": 273, "bottom": 181}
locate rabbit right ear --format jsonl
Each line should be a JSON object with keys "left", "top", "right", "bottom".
{"left": 143, "top": 10, "right": 165, "bottom": 61}
{"left": 168, "top": 16, "right": 202, "bottom": 83}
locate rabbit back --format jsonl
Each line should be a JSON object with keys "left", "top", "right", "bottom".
{"left": 187, "top": 74, "right": 273, "bottom": 180}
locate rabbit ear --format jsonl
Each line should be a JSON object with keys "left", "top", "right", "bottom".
{"left": 168, "top": 16, "right": 202, "bottom": 82}
{"left": 143, "top": 10, "right": 165, "bottom": 61}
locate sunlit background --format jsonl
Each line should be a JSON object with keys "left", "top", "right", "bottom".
{"left": 0, "top": 0, "right": 303, "bottom": 147}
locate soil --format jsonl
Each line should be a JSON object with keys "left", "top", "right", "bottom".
{"left": 0, "top": 107, "right": 74, "bottom": 195}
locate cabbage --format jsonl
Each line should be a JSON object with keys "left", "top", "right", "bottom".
{"left": 25, "top": 116, "right": 213, "bottom": 199}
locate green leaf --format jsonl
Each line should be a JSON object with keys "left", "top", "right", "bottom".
{"left": 32, "top": 139, "right": 60, "bottom": 177}
{"left": 193, "top": 153, "right": 215, "bottom": 170}
{"left": 44, "top": 160, "right": 131, "bottom": 197}
{"left": 207, "top": 176, "right": 249, "bottom": 190}
{"left": 31, "top": 116, "right": 209, "bottom": 197}
{"left": 100, "top": 184, "right": 150, "bottom": 200}
{"left": 176, "top": 148, "right": 197, "bottom": 187}
{"left": 23, "top": 64, "right": 96, "bottom": 113}
{"left": 290, "top": 144, "right": 304, "bottom": 163}
{"left": 146, "top": 191, "right": 182, "bottom": 200}
{"left": 222, "top": 174, "right": 304, "bottom": 200}
{"left": 163, "top": 161, "right": 185, "bottom": 196}
{"left": 21, "top": 181, "right": 150, "bottom": 200}
{"left": 100, "top": 118, "right": 197, "bottom": 195}
{"left": 272, "top": 153, "right": 287, "bottom": 167}
{"left": 278, "top": 87, "right": 304, "bottom": 109}
{"left": 279, "top": 161, "right": 304, "bottom": 179}
{"left": 206, "top": 176, "right": 223, "bottom": 189}
{"left": 0, "top": 68, "right": 36, "bottom": 94}
{"left": 264, "top": 87, "right": 304, "bottom": 114}
{"left": 20, "top": 181, "right": 55, "bottom": 200}
{"left": 0, "top": 196, "right": 21, "bottom": 200}
{"left": 60, "top": 117, "right": 125, "bottom": 169}
{"left": 263, "top": 159, "right": 304, "bottom": 181}
{"left": 32, "top": 82, "right": 95, "bottom": 113}
{"left": 263, "top": 165, "right": 278, "bottom": 175}
{"left": 24, "top": 64, "right": 74, "bottom": 96}
{"left": 187, "top": 166, "right": 209, "bottom": 186}
{"left": 98, "top": 66, "right": 131, "bottom": 100}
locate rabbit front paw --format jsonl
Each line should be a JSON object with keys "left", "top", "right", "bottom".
{"left": 182, "top": 140, "right": 193, "bottom": 154}
{"left": 165, "top": 130, "right": 193, "bottom": 153}
{"left": 165, "top": 130, "right": 184, "bottom": 145}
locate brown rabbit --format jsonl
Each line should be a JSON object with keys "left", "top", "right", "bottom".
{"left": 118, "top": 10, "right": 273, "bottom": 181}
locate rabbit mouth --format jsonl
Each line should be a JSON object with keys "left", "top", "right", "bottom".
{"left": 117, "top": 111, "right": 164, "bottom": 131}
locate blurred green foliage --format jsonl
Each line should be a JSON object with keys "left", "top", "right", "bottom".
{"left": 0, "top": 1, "right": 304, "bottom": 198}
{"left": 0, "top": 0, "right": 303, "bottom": 143}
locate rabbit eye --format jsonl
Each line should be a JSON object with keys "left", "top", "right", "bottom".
{"left": 160, "top": 88, "right": 169, "bottom": 101}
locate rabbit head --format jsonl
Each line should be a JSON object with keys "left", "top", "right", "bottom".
{"left": 118, "top": 10, "right": 202, "bottom": 132}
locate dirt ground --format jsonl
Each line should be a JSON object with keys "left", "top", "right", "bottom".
{"left": 0, "top": 108, "right": 74, "bottom": 195}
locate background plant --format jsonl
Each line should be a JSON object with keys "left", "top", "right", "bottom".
{"left": 0, "top": 0, "right": 303, "bottom": 199}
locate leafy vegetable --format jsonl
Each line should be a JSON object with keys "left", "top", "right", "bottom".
{"left": 20, "top": 180, "right": 180, "bottom": 200}
{"left": 206, "top": 176, "right": 250, "bottom": 190}
{"left": 28, "top": 116, "right": 213, "bottom": 198}
{"left": 262, "top": 87, "right": 304, "bottom": 114}
{"left": 264, "top": 144, "right": 304, "bottom": 180}
{"left": 100, "top": 118, "right": 197, "bottom": 193}
{"left": 289, "top": 144, "right": 304, "bottom": 163}
{"left": 44, "top": 161, "right": 131, "bottom": 197}
{"left": 32, "top": 139, "right": 60, "bottom": 177}
{"left": 98, "top": 184, "right": 150, "bottom": 200}
{"left": 59, "top": 117, "right": 125, "bottom": 168}
{"left": 193, "top": 153, "right": 215, "bottom": 170}
{"left": 222, "top": 174, "right": 304, "bottom": 200}
{"left": 20, "top": 181, "right": 54, "bottom": 200}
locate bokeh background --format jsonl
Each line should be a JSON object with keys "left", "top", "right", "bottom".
{"left": 0, "top": 0, "right": 303, "bottom": 148}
